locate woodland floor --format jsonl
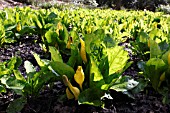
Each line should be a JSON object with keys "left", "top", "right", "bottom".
{"left": 0, "top": 0, "right": 170, "bottom": 113}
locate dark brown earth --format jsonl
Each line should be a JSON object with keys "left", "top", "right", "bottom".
{"left": 0, "top": 1, "right": 170, "bottom": 113}
{"left": 0, "top": 0, "right": 22, "bottom": 9}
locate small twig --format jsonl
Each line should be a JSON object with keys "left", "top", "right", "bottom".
{"left": 27, "top": 104, "right": 37, "bottom": 113}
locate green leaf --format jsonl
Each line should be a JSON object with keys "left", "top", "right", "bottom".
{"left": 48, "top": 12, "right": 57, "bottom": 19}
{"left": 149, "top": 29, "right": 161, "bottom": 40}
{"left": 84, "top": 30, "right": 106, "bottom": 54}
{"left": 49, "top": 46, "right": 63, "bottom": 62}
{"left": 0, "top": 75, "right": 10, "bottom": 87}
{"left": 110, "top": 76, "right": 138, "bottom": 92}
{"left": 5, "top": 24, "right": 16, "bottom": 31}
{"left": 131, "top": 79, "right": 148, "bottom": 94}
{"left": 0, "top": 65, "right": 10, "bottom": 77}
{"left": 89, "top": 56, "right": 103, "bottom": 83}
{"left": 67, "top": 42, "right": 81, "bottom": 67}
{"left": 94, "top": 29, "right": 105, "bottom": 39}
{"left": 149, "top": 39, "right": 161, "bottom": 58}
{"left": 32, "top": 69, "right": 56, "bottom": 95}
{"left": 107, "top": 46, "right": 129, "bottom": 75}
{"left": 138, "top": 31, "right": 149, "bottom": 43}
{"left": 50, "top": 61, "right": 75, "bottom": 80}
{"left": 45, "top": 30, "right": 58, "bottom": 45}
{"left": 60, "top": 25, "right": 69, "bottom": 43}
{"left": 162, "top": 50, "right": 170, "bottom": 65}
{"left": 13, "top": 70, "right": 25, "bottom": 82}
{"left": 0, "top": 85, "right": 6, "bottom": 93}
{"left": 101, "top": 74, "right": 121, "bottom": 90}
{"left": 99, "top": 57, "right": 109, "bottom": 78}
{"left": 6, "top": 97, "right": 27, "bottom": 113}
{"left": 24, "top": 61, "right": 36, "bottom": 74}
{"left": 6, "top": 77, "right": 25, "bottom": 94}
{"left": 20, "top": 26, "right": 35, "bottom": 35}
{"left": 137, "top": 61, "right": 146, "bottom": 72}
{"left": 32, "top": 14, "right": 42, "bottom": 29}
{"left": 24, "top": 60, "right": 36, "bottom": 80}
{"left": 7, "top": 57, "right": 22, "bottom": 70}
{"left": 78, "top": 88, "right": 104, "bottom": 107}
{"left": 84, "top": 33, "right": 97, "bottom": 54}
{"left": 70, "top": 30, "right": 79, "bottom": 40}
{"left": 31, "top": 52, "right": 45, "bottom": 67}
{"left": 103, "top": 34, "right": 116, "bottom": 48}
{"left": 159, "top": 41, "right": 169, "bottom": 52}
{"left": 44, "top": 23, "right": 54, "bottom": 29}
{"left": 145, "top": 58, "right": 166, "bottom": 90}
{"left": 6, "top": 77, "right": 25, "bottom": 90}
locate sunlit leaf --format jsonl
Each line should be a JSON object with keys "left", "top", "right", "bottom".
{"left": 49, "top": 46, "right": 63, "bottom": 62}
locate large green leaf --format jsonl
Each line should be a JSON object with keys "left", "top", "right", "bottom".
{"left": 137, "top": 31, "right": 149, "bottom": 43}
{"left": 103, "top": 34, "right": 116, "bottom": 48}
{"left": 110, "top": 76, "right": 138, "bottom": 92}
{"left": 47, "top": 12, "right": 57, "bottom": 22}
{"left": 107, "top": 46, "right": 129, "bottom": 75}
{"left": 6, "top": 77, "right": 25, "bottom": 90}
{"left": 67, "top": 41, "right": 82, "bottom": 67}
{"left": 131, "top": 79, "right": 148, "bottom": 94}
{"left": 149, "top": 28, "right": 161, "bottom": 40}
{"left": 145, "top": 58, "right": 166, "bottom": 90}
{"left": 149, "top": 39, "right": 161, "bottom": 58}
{"left": 45, "top": 30, "right": 58, "bottom": 45}
{"left": 50, "top": 61, "right": 75, "bottom": 80}
{"left": 89, "top": 56, "right": 103, "bottom": 85}
{"left": 0, "top": 75, "right": 10, "bottom": 87}
{"left": 99, "top": 57, "right": 109, "bottom": 79}
{"left": 162, "top": 50, "right": 170, "bottom": 65}
{"left": 60, "top": 25, "right": 69, "bottom": 43}
{"left": 33, "top": 70, "right": 56, "bottom": 95}
{"left": 93, "top": 29, "right": 105, "bottom": 41}
{"left": 101, "top": 73, "right": 121, "bottom": 90}
{"left": 6, "top": 97, "right": 27, "bottom": 113}
{"left": 78, "top": 88, "right": 104, "bottom": 107}
{"left": 6, "top": 77, "right": 25, "bottom": 94}
{"left": 84, "top": 33, "right": 99, "bottom": 54}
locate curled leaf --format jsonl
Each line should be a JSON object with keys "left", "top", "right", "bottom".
{"left": 148, "top": 39, "right": 150, "bottom": 48}
{"left": 168, "top": 53, "right": 170, "bottom": 65}
{"left": 160, "top": 72, "right": 166, "bottom": 82}
{"left": 68, "top": 84, "right": 80, "bottom": 100}
{"left": 66, "top": 37, "right": 73, "bottom": 49}
{"left": 62, "top": 75, "right": 69, "bottom": 86}
{"left": 62, "top": 75, "right": 80, "bottom": 100}
{"left": 56, "top": 22, "right": 63, "bottom": 35}
{"left": 16, "top": 22, "right": 21, "bottom": 32}
{"left": 158, "top": 72, "right": 166, "bottom": 87}
{"left": 66, "top": 88, "right": 74, "bottom": 99}
{"left": 57, "top": 22, "right": 63, "bottom": 30}
{"left": 74, "top": 66, "right": 85, "bottom": 90}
